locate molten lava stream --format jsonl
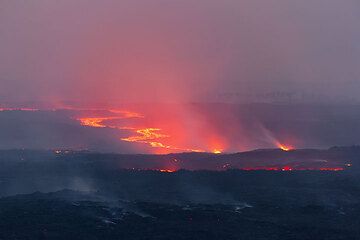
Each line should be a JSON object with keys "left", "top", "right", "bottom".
{"left": 277, "top": 143, "right": 294, "bottom": 151}
{"left": 76, "top": 109, "right": 206, "bottom": 153}
{"left": 121, "top": 127, "right": 204, "bottom": 153}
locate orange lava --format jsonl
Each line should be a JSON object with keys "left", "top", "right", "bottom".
{"left": 207, "top": 137, "right": 226, "bottom": 154}
{"left": 122, "top": 128, "right": 204, "bottom": 153}
{"left": 277, "top": 143, "right": 294, "bottom": 151}
{"left": 77, "top": 110, "right": 143, "bottom": 129}
{"left": 0, "top": 105, "right": 303, "bottom": 155}
{"left": 121, "top": 128, "right": 169, "bottom": 142}
{"left": 78, "top": 117, "right": 113, "bottom": 128}
{"left": 213, "top": 149, "right": 222, "bottom": 154}
{"left": 159, "top": 169, "right": 176, "bottom": 173}
{"left": 76, "top": 109, "right": 206, "bottom": 153}
{"left": 1, "top": 104, "right": 228, "bottom": 154}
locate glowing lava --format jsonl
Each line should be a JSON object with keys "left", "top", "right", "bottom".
{"left": 278, "top": 144, "right": 294, "bottom": 151}
{"left": 122, "top": 128, "right": 204, "bottom": 153}
{"left": 1, "top": 105, "right": 302, "bottom": 155}
{"left": 76, "top": 109, "right": 205, "bottom": 153}
{"left": 77, "top": 110, "right": 143, "bottom": 129}
{"left": 208, "top": 137, "right": 226, "bottom": 155}
{"left": 121, "top": 128, "right": 169, "bottom": 142}
{"left": 78, "top": 117, "right": 112, "bottom": 128}
{"left": 213, "top": 149, "right": 222, "bottom": 154}
{"left": 159, "top": 169, "right": 175, "bottom": 173}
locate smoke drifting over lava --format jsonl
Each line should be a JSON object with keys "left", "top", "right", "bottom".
{"left": 1, "top": 1, "right": 360, "bottom": 154}
{"left": 0, "top": 104, "right": 290, "bottom": 153}
{"left": 1, "top": 0, "right": 360, "bottom": 105}
{"left": 1, "top": 103, "right": 360, "bottom": 155}
{"left": 2, "top": 2, "right": 360, "bottom": 240}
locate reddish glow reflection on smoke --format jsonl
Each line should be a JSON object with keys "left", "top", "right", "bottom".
{"left": 277, "top": 143, "right": 294, "bottom": 151}
{"left": 75, "top": 108, "right": 211, "bottom": 153}
{"left": 75, "top": 106, "right": 302, "bottom": 155}
{"left": 1, "top": 104, "right": 301, "bottom": 155}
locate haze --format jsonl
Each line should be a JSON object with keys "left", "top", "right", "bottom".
{"left": 1, "top": 1, "right": 360, "bottom": 153}
{"left": 1, "top": 0, "right": 360, "bottom": 104}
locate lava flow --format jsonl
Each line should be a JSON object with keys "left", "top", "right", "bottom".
{"left": 1, "top": 105, "right": 299, "bottom": 155}
{"left": 121, "top": 128, "right": 169, "bottom": 142}
{"left": 77, "top": 110, "right": 144, "bottom": 130}
{"left": 278, "top": 144, "right": 294, "bottom": 151}
{"left": 76, "top": 108, "right": 297, "bottom": 154}
{"left": 121, "top": 128, "right": 204, "bottom": 153}
{"left": 77, "top": 109, "right": 205, "bottom": 153}
{"left": 78, "top": 117, "right": 113, "bottom": 128}
{"left": 212, "top": 149, "right": 222, "bottom": 154}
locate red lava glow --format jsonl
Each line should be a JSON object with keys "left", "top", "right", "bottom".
{"left": 0, "top": 105, "right": 240, "bottom": 154}
{"left": 277, "top": 143, "right": 294, "bottom": 151}
{"left": 0, "top": 105, "right": 303, "bottom": 156}
{"left": 78, "top": 117, "right": 112, "bottom": 128}
{"left": 207, "top": 136, "right": 226, "bottom": 154}
{"left": 127, "top": 166, "right": 344, "bottom": 172}
{"left": 213, "top": 149, "right": 222, "bottom": 154}
{"left": 76, "top": 109, "right": 206, "bottom": 153}
{"left": 77, "top": 110, "right": 144, "bottom": 129}
{"left": 121, "top": 128, "right": 169, "bottom": 142}
{"left": 0, "top": 105, "right": 349, "bottom": 171}
{"left": 122, "top": 127, "right": 204, "bottom": 153}
{"left": 75, "top": 108, "right": 299, "bottom": 154}
{"left": 159, "top": 169, "right": 176, "bottom": 173}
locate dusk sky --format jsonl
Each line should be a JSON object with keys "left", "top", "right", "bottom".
{"left": 1, "top": 3, "right": 360, "bottom": 238}
{"left": 1, "top": 1, "right": 360, "bottom": 153}
{"left": 1, "top": 0, "right": 360, "bottom": 104}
